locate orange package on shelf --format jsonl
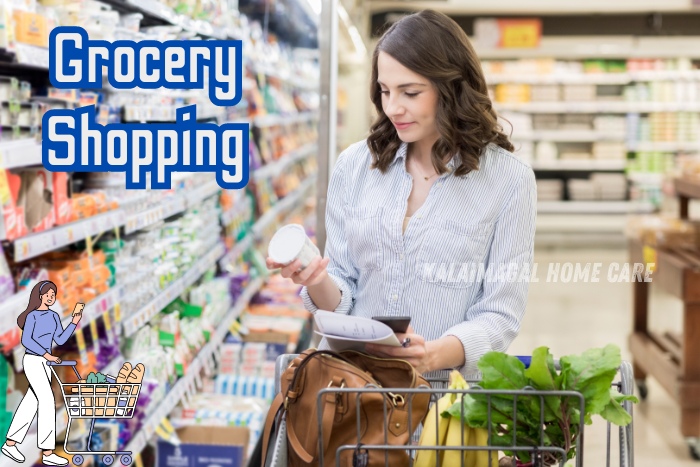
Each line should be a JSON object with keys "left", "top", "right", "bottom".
{"left": 70, "top": 269, "right": 89, "bottom": 288}
{"left": 44, "top": 264, "right": 72, "bottom": 289}
{"left": 70, "top": 194, "right": 97, "bottom": 220}
{"left": 93, "top": 193, "right": 108, "bottom": 214}
{"left": 90, "top": 250, "right": 106, "bottom": 266}
{"left": 53, "top": 172, "right": 71, "bottom": 225}
{"left": 0, "top": 169, "right": 28, "bottom": 241}
{"left": 88, "top": 265, "right": 111, "bottom": 289}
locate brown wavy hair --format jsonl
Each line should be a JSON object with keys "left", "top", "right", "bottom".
{"left": 368, "top": 10, "right": 513, "bottom": 177}
{"left": 17, "top": 281, "right": 57, "bottom": 330}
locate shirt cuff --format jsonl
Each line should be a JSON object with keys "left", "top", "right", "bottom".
{"left": 441, "top": 320, "right": 493, "bottom": 378}
{"left": 300, "top": 273, "right": 354, "bottom": 315}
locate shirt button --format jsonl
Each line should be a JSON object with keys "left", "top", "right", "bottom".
{"left": 416, "top": 214, "right": 422, "bottom": 219}
{"left": 392, "top": 294, "right": 398, "bottom": 301}
{"left": 399, "top": 254, "right": 404, "bottom": 260}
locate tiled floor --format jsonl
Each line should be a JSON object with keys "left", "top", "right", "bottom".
{"left": 509, "top": 246, "right": 697, "bottom": 466}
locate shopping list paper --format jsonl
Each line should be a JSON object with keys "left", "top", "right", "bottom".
{"left": 313, "top": 310, "right": 402, "bottom": 352}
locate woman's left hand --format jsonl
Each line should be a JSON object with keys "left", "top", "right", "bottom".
{"left": 365, "top": 326, "right": 434, "bottom": 374}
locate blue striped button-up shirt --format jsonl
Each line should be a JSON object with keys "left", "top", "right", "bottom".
{"left": 301, "top": 139, "right": 537, "bottom": 376}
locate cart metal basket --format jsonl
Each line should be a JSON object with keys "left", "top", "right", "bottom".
{"left": 48, "top": 361, "right": 142, "bottom": 466}
{"left": 273, "top": 354, "right": 635, "bottom": 467}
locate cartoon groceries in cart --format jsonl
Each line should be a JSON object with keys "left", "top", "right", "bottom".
{"left": 2, "top": 280, "right": 146, "bottom": 466}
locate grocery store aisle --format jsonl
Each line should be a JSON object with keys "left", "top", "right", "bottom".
{"left": 509, "top": 246, "right": 692, "bottom": 466}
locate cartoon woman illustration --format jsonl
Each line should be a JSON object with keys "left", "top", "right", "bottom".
{"left": 2, "top": 281, "right": 82, "bottom": 466}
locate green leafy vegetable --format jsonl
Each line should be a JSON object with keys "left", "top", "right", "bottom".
{"left": 446, "top": 345, "right": 638, "bottom": 466}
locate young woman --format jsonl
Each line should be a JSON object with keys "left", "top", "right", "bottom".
{"left": 267, "top": 10, "right": 537, "bottom": 377}
{"left": 2, "top": 281, "right": 81, "bottom": 466}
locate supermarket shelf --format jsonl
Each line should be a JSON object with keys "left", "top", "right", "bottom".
{"left": 220, "top": 197, "right": 249, "bottom": 227}
{"left": 537, "top": 213, "right": 629, "bottom": 233}
{"left": 253, "top": 174, "right": 317, "bottom": 237}
{"left": 475, "top": 36, "right": 700, "bottom": 59}
{"left": 0, "top": 289, "right": 33, "bottom": 337}
{"left": 185, "top": 180, "right": 221, "bottom": 207}
{"left": 250, "top": 63, "right": 320, "bottom": 90}
{"left": 487, "top": 70, "right": 700, "bottom": 85}
{"left": 11, "top": 210, "right": 126, "bottom": 261}
{"left": 531, "top": 160, "right": 627, "bottom": 171}
{"left": 537, "top": 200, "right": 657, "bottom": 214}
{"left": 496, "top": 101, "right": 700, "bottom": 113}
{"left": 0, "top": 139, "right": 42, "bottom": 169}
{"left": 124, "top": 276, "right": 264, "bottom": 457}
{"left": 101, "top": 0, "right": 228, "bottom": 39}
{"left": 629, "top": 141, "right": 700, "bottom": 152}
{"left": 253, "top": 112, "right": 319, "bottom": 128}
{"left": 122, "top": 242, "right": 225, "bottom": 337}
{"left": 60, "top": 286, "right": 122, "bottom": 331}
{"left": 4, "top": 182, "right": 217, "bottom": 256}
{"left": 514, "top": 130, "right": 626, "bottom": 142}
{"left": 123, "top": 195, "right": 186, "bottom": 235}
{"left": 218, "top": 234, "right": 254, "bottom": 270}
{"left": 627, "top": 173, "right": 666, "bottom": 185}
{"left": 253, "top": 142, "right": 318, "bottom": 180}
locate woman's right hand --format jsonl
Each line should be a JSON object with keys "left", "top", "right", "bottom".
{"left": 44, "top": 354, "right": 61, "bottom": 364}
{"left": 266, "top": 255, "right": 330, "bottom": 287}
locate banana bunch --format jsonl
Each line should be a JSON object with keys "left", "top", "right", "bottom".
{"left": 415, "top": 371, "right": 499, "bottom": 467}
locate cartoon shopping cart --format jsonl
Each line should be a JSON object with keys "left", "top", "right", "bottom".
{"left": 48, "top": 361, "right": 141, "bottom": 466}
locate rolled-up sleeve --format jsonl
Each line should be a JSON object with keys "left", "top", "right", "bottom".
{"left": 441, "top": 168, "right": 537, "bottom": 376}
{"left": 300, "top": 150, "right": 359, "bottom": 314}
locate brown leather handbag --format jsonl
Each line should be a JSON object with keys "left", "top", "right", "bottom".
{"left": 261, "top": 349, "right": 431, "bottom": 467}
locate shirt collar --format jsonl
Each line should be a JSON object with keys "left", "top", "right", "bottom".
{"left": 392, "top": 141, "right": 457, "bottom": 173}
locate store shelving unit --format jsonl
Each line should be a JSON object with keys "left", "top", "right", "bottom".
{"left": 123, "top": 276, "right": 264, "bottom": 457}
{"left": 515, "top": 130, "right": 626, "bottom": 143}
{"left": 122, "top": 242, "right": 226, "bottom": 337}
{"left": 0, "top": 139, "right": 42, "bottom": 169}
{"left": 531, "top": 160, "right": 627, "bottom": 171}
{"left": 3, "top": 181, "right": 223, "bottom": 255}
{"left": 253, "top": 111, "right": 319, "bottom": 129}
{"left": 253, "top": 142, "right": 318, "bottom": 180}
{"left": 537, "top": 200, "right": 656, "bottom": 214}
{"left": 497, "top": 101, "right": 700, "bottom": 113}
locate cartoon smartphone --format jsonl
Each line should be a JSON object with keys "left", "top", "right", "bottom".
{"left": 72, "top": 302, "right": 85, "bottom": 316}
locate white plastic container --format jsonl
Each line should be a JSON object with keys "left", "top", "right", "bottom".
{"left": 268, "top": 224, "right": 320, "bottom": 268}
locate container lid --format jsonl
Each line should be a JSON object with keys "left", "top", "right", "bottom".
{"left": 268, "top": 224, "right": 306, "bottom": 264}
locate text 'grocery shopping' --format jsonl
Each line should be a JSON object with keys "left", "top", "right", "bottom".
{"left": 43, "top": 26, "right": 250, "bottom": 190}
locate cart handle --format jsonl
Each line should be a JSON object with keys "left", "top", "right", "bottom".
{"left": 46, "top": 361, "right": 78, "bottom": 366}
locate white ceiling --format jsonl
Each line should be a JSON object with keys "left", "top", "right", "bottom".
{"left": 367, "top": 0, "right": 695, "bottom": 15}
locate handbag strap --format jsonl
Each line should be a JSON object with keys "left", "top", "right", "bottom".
{"left": 286, "top": 376, "right": 342, "bottom": 464}
{"left": 287, "top": 350, "right": 355, "bottom": 397}
{"left": 261, "top": 392, "right": 284, "bottom": 467}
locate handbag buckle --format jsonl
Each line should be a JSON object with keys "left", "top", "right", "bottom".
{"left": 389, "top": 392, "right": 405, "bottom": 407}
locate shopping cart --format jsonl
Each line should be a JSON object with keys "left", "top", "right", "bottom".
{"left": 272, "top": 354, "right": 635, "bottom": 467}
{"left": 48, "top": 361, "right": 142, "bottom": 467}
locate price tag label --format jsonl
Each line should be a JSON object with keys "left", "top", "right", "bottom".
{"left": 75, "top": 328, "right": 89, "bottom": 365}
{"left": 90, "top": 319, "right": 100, "bottom": 353}
{"left": 643, "top": 246, "right": 657, "bottom": 274}
{"left": 75, "top": 328, "right": 86, "bottom": 351}
{"left": 104, "top": 312, "right": 115, "bottom": 345}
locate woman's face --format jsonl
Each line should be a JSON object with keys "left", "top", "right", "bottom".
{"left": 377, "top": 52, "right": 440, "bottom": 145}
{"left": 41, "top": 288, "right": 56, "bottom": 307}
